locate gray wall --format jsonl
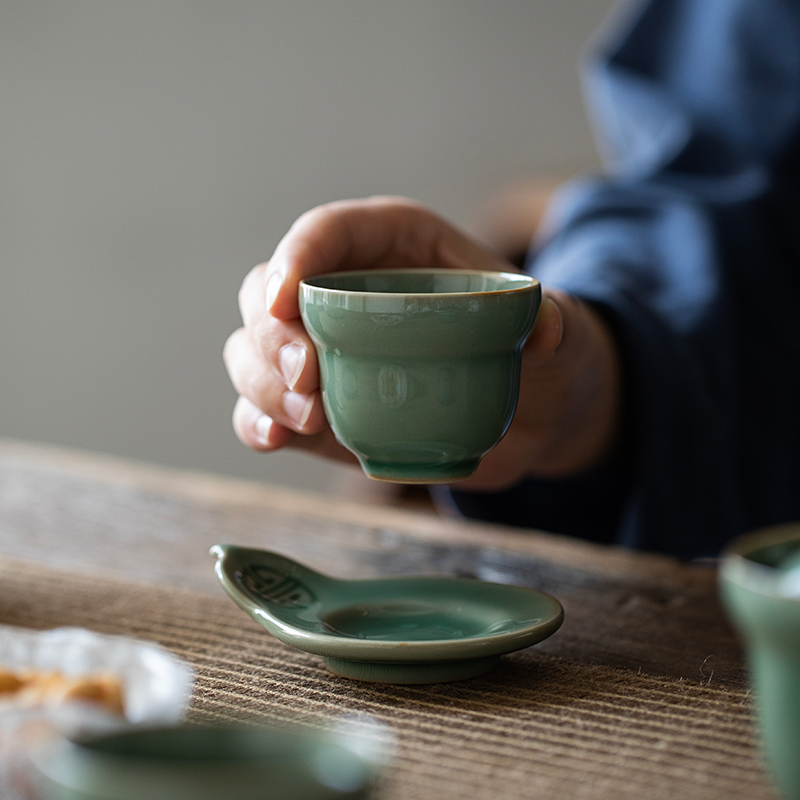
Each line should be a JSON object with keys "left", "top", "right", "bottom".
{"left": 0, "top": 1, "right": 618, "bottom": 493}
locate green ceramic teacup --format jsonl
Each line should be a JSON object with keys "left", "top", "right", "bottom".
{"left": 719, "top": 524, "right": 800, "bottom": 800}
{"left": 299, "top": 269, "right": 540, "bottom": 483}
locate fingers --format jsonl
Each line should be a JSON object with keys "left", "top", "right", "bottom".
{"left": 237, "top": 263, "right": 319, "bottom": 393}
{"left": 264, "top": 196, "right": 513, "bottom": 320}
{"left": 231, "top": 395, "right": 360, "bottom": 467}
{"left": 223, "top": 325, "right": 326, "bottom": 437}
{"left": 232, "top": 395, "right": 296, "bottom": 451}
{"left": 229, "top": 260, "right": 328, "bottom": 456}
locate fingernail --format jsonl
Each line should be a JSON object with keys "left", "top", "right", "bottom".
{"left": 283, "top": 391, "right": 314, "bottom": 428}
{"left": 255, "top": 414, "right": 273, "bottom": 446}
{"left": 266, "top": 271, "right": 283, "bottom": 314}
{"left": 279, "top": 344, "right": 306, "bottom": 391}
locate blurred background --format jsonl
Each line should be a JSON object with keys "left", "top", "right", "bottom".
{"left": 0, "top": 0, "right": 619, "bottom": 496}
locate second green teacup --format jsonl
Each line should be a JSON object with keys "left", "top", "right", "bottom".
{"left": 719, "top": 524, "right": 800, "bottom": 800}
{"left": 299, "top": 269, "right": 540, "bottom": 483}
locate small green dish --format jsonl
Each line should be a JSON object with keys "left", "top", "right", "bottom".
{"left": 31, "top": 724, "right": 380, "bottom": 800}
{"left": 211, "top": 545, "right": 564, "bottom": 684}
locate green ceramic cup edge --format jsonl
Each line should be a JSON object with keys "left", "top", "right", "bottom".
{"left": 719, "top": 523, "right": 800, "bottom": 800}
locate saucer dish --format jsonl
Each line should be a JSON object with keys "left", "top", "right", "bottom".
{"left": 211, "top": 545, "right": 564, "bottom": 684}
{"left": 31, "top": 723, "right": 382, "bottom": 800}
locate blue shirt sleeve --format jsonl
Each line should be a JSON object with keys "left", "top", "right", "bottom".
{"left": 448, "top": 0, "right": 800, "bottom": 559}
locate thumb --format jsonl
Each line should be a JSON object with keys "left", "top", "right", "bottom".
{"left": 523, "top": 290, "right": 565, "bottom": 365}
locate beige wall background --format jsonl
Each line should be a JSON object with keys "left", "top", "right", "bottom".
{"left": 0, "top": 0, "right": 618, "bottom": 494}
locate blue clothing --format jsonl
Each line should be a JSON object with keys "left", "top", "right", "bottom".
{"left": 450, "top": 0, "right": 800, "bottom": 559}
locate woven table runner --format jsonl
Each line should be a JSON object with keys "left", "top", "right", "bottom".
{"left": 0, "top": 556, "right": 774, "bottom": 800}
{"left": 0, "top": 443, "right": 750, "bottom": 689}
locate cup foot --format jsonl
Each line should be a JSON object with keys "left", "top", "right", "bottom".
{"left": 359, "top": 458, "right": 480, "bottom": 484}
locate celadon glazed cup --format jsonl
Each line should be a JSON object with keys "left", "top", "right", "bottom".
{"left": 719, "top": 523, "right": 800, "bottom": 800}
{"left": 30, "top": 723, "right": 384, "bottom": 800}
{"left": 299, "top": 269, "right": 540, "bottom": 483}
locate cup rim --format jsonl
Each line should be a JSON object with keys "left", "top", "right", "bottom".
{"left": 299, "top": 268, "right": 539, "bottom": 298}
{"left": 720, "top": 522, "right": 800, "bottom": 600}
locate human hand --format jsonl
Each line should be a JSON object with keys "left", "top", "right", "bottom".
{"left": 223, "top": 196, "right": 621, "bottom": 490}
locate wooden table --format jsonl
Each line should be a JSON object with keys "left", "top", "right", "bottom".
{"left": 0, "top": 440, "right": 778, "bottom": 799}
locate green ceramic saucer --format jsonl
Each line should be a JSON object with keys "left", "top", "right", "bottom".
{"left": 211, "top": 545, "right": 564, "bottom": 684}
{"left": 31, "top": 723, "right": 381, "bottom": 800}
